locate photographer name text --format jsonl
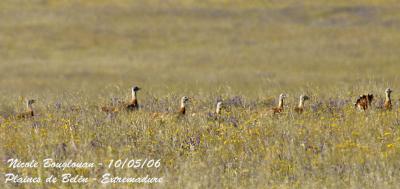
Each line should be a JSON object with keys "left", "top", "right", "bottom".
{"left": 4, "top": 158, "right": 163, "bottom": 184}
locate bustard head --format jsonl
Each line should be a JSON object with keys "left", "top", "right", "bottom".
{"left": 132, "top": 86, "right": 141, "bottom": 92}
{"left": 181, "top": 96, "right": 190, "bottom": 104}
{"left": 385, "top": 88, "right": 392, "bottom": 94}
{"left": 279, "top": 93, "right": 288, "bottom": 100}
{"left": 300, "top": 95, "right": 310, "bottom": 101}
{"left": 27, "top": 99, "right": 36, "bottom": 105}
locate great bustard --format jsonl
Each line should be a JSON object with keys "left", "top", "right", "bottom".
{"left": 15, "top": 99, "right": 36, "bottom": 119}
{"left": 215, "top": 101, "right": 223, "bottom": 115}
{"left": 384, "top": 88, "right": 393, "bottom": 111}
{"left": 206, "top": 100, "right": 224, "bottom": 121}
{"left": 178, "top": 96, "right": 191, "bottom": 115}
{"left": 126, "top": 86, "right": 141, "bottom": 111}
{"left": 101, "top": 86, "right": 141, "bottom": 113}
{"left": 271, "top": 93, "right": 287, "bottom": 114}
{"left": 355, "top": 94, "right": 374, "bottom": 111}
{"left": 294, "top": 95, "right": 310, "bottom": 114}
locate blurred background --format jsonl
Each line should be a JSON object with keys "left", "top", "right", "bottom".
{"left": 1, "top": 0, "right": 399, "bottom": 98}
{"left": 1, "top": 2, "right": 400, "bottom": 188}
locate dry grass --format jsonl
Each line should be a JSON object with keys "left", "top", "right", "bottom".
{"left": 1, "top": 1, "right": 400, "bottom": 188}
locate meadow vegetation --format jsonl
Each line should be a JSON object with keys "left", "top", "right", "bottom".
{"left": 1, "top": 0, "right": 400, "bottom": 188}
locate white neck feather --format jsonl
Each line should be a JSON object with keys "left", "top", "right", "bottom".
{"left": 131, "top": 89, "right": 137, "bottom": 100}
{"left": 278, "top": 97, "right": 284, "bottom": 108}
{"left": 27, "top": 102, "right": 33, "bottom": 111}
{"left": 298, "top": 98, "right": 304, "bottom": 108}
{"left": 216, "top": 103, "right": 222, "bottom": 114}
{"left": 386, "top": 92, "right": 391, "bottom": 101}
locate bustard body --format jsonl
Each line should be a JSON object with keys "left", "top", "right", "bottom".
{"left": 178, "top": 96, "right": 190, "bottom": 115}
{"left": 355, "top": 94, "right": 374, "bottom": 111}
{"left": 384, "top": 88, "right": 392, "bottom": 111}
{"left": 15, "top": 99, "right": 36, "bottom": 119}
{"left": 101, "top": 86, "right": 141, "bottom": 113}
{"left": 126, "top": 86, "right": 140, "bottom": 111}
{"left": 272, "top": 94, "right": 287, "bottom": 114}
{"left": 294, "top": 95, "right": 309, "bottom": 114}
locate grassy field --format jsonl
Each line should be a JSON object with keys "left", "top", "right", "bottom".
{"left": 1, "top": 0, "right": 400, "bottom": 188}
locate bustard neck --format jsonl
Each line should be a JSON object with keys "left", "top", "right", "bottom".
{"left": 27, "top": 102, "right": 33, "bottom": 112}
{"left": 216, "top": 103, "right": 222, "bottom": 114}
{"left": 386, "top": 92, "right": 391, "bottom": 101}
{"left": 180, "top": 101, "right": 186, "bottom": 108}
{"left": 131, "top": 89, "right": 137, "bottom": 101}
{"left": 298, "top": 99, "right": 304, "bottom": 108}
{"left": 278, "top": 97, "right": 284, "bottom": 108}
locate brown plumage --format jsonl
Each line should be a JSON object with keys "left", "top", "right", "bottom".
{"left": 294, "top": 95, "right": 310, "bottom": 114}
{"left": 179, "top": 107, "right": 185, "bottom": 115}
{"left": 383, "top": 88, "right": 392, "bottom": 111}
{"left": 14, "top": 99, "right": 36, "bottom": 119}
{"left": 147, "top": 96, "right": 191, "bottom": 120}
{"left": 125, "top": 86, "right": 140, "bottom": 111}
{"left": 271, "top": 93, "right": 287, "bottom": 114}
{"left": 101, "top": 86, "right": 141, "bottom": 113}
{"left": 126, "top": 86, "right": 140, "bottom": 111}
{"left": 355, "top": 94, "right": 374, "bottom": 111}
{"left": 126, "top": 99, "right": 139, "bottom": 111}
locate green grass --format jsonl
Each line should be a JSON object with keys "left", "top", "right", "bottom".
{"left": 1, "top": 1, "right": 400, "bottom": 188}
